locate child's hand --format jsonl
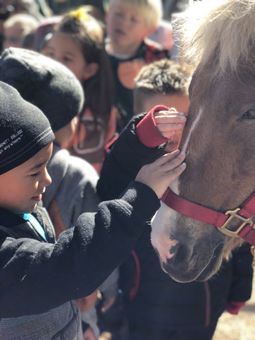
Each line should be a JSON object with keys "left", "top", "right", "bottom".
{"left": 154, "top": 108, "right": 186, "bottom": 151}
{"left": 83, "top": 326, "right": 97, "bottom": 340}
{"left": 135, "top": 150, "right": 186, "bottom": 198}
{"left": 75, "top": 290, "right": 98, "bottom": 312}
{"left": 154, "top": 108, "right": 186, "bottom": 138}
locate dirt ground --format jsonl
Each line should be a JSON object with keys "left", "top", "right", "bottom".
{"left": 213, "top": 277, "right": 255, "bottom": 340}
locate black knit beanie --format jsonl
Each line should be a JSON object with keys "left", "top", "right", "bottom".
{"left": 0, "top": 81, "right": 54, "bottom": 175}
{"left": 0, "top": 48, "right": 84, "bottom": 132}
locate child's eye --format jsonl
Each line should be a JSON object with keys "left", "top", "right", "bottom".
{"left": 63, "top": 56, "right": 73, "bottom": 63}
{"left": 114, "top": 11, "right": 123, "bottom": 18}
{"left": 30, "top": 172, "right": 40, "bottom": 178}
{"left": 131, "top": 17, "right": 139, "bottom": 23}
{"left": 45, "top": 49, "right": 55, "bottom": 58}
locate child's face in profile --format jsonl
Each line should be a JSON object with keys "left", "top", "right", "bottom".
{"left": 0, "top": 143, "right": 53, "bottom": 213}
{"left": 106, "top": 2, "right": 154, "bottom": 55}
{"left": 45, "top": 32, "right": 97, "bottom": 82}
{"left": 137, "top": 93, "right": 190, "bottom": 116}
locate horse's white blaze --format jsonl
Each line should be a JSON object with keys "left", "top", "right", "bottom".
{"left": 151, "top": 202, "right": 179, "bottom": 262}
{"left": 151, "top": 109, "right": 203, "bottom": 261}
{"left": 182, "top": 108, "right": 203, "bottom": 154}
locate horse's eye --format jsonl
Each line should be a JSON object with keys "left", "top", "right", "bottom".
{"left": 241, "top": 109, "right": 255, "bottom": 120}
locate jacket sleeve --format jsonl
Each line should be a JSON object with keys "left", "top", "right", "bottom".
{"left": 0, "top": 181, "right": 160, "bottom": 317}
{"left": 97, "top": 109, "right": 167, "bottom": 201}
{"left": 227, "top": 242, "right": 253, "bottom": 303}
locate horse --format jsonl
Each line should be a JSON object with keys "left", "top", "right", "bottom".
{"left": 150, "top": 0, "right": 255, "bottom": 283}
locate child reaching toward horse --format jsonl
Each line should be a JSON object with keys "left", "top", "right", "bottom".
{"left": 0, "top": 79, "right": 186, "bottom": 339}
{"left": 0, "top": 46, "right": 116, "bottom": 339}
{"left": 45, "top": 7, "right": 117, "bottom": 173}
{"left": 97, "top": 59, "right": 253, "bottom": 340}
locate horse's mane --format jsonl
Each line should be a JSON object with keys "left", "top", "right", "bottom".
{"left": 179, "top": 0, "right": 255, "bottom": 79}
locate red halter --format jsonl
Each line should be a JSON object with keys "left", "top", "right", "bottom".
{"left": 161, "top": 188, "right": 255, "bottom": 246}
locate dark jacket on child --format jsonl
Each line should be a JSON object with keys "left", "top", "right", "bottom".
{"left": 97, "top": 110, "right": 253, "bottom": 338}
{"left": 0, "top": 180, "right": 160, "bottom": 339}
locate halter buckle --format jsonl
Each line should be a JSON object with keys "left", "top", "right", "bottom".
{"left": 220, "top": 208, "right": 254, "bottom": 237}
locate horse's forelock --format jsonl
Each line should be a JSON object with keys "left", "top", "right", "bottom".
{"left": 179, "top": 0, "right": 255, "bottom": 80}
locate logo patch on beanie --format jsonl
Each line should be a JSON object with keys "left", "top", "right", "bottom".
{"left": 0, "top": 129, "right": 23, "bottom": 155}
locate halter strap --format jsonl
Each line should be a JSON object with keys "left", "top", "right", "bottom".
{"left": 162, "top": 188, "right": 255, "bottom": 245}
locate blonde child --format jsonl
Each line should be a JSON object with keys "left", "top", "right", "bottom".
{"left": 105, "top": 0, "right": 170, "bottom": 131}
{"left": 45, "top": 8, "right": 117, "bottom": 173}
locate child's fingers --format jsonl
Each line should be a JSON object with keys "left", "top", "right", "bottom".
{"left": 155, "top": 110, "right": 186, "bottom": 117}
{"left": 151, "top": 151, "right": 185, "bottom": 171}
{"left": 154, "top": 108, "right": 180, "bottom": 116}
{"left": 136, "top": 151, "right": 186, "bottom": 198}
{"left": 154, "top": 110, "right": 186, "bottom": 118}
{"left": 166, "top": 161, "right": 186, "bottom": 176}
{"left": 152, "top": 150, "right": 181, "bottom": 166}
{"left": 159, "top": 152, "right": 186, "bottom": 171}
{"left": 157, "top": 123, "right": 185, "bottom": 132}
{"left": 154, "top": 115, "right": 186, "bottom": 124}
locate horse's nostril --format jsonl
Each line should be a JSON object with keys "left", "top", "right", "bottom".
{"left": 175, "top": 244, "right": 189, "bottom": 262}
{"left": 169, "top": 243, "right": 179, "bottom": 255}
{"left": 168, "top": 243, "right": 189, "bottom": 263}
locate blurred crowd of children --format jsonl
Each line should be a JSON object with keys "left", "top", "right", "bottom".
{"left": 0, "top": 1, "right": 252, "bottom": 340}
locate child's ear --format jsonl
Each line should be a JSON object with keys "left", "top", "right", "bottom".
{"left": 83, "top": 63, "right": 99, "bottom": 80}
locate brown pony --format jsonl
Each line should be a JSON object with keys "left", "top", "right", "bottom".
{"left": 151, "top": 0, "right": 255, "bottom": 283}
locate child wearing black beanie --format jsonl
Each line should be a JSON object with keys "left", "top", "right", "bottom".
{"left": 0, "top": 47, "right": 100, "bottom": 338}
{"left": 0, "top": 47, "right": 99, "bottom": 233}
{"left": 0, "top": 81, "right": 54, "bottom": 175}
{"left": 0, "top": 77, "right": 186, "bottom": 338}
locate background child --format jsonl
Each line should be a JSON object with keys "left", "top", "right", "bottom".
{"left": 105, "top": 0, "right": 170, "bottom": 131}
{"left": 45, "top": 7, "right": 117, "bottom": 173}
{"left": 134, "top": 58, "right": 191, "bottom": 115}
{"left": 3, "top": 13, "right": 39, "bottom": 50}
{"left": 148, "top": 18, "right": 173, "bottom": 53}
{"left": 97, "top": 60, "right": 253, "bottom": 339}
{"left": 0, "top": 80, "right": 185, "bottom": 339}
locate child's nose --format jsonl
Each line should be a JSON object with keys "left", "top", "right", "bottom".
{"left": 42, "top": 168, "right": 52, "bottom": 187}
{"left": 122, "top": 16, "right": 131, "bottom": 28}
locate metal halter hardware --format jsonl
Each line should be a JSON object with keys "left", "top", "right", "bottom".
{"left": 220, "top": 208, "right": 254, "bottom": 238}
{"left": 161, "top": 188, "right": 255, "bottom": 246}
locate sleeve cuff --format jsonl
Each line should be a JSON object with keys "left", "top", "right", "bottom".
{"left": 225, "top": 301, "right": 245, "bottom": 315}
{"left": 136, "top": 105, "right": 169, "bottom": 147}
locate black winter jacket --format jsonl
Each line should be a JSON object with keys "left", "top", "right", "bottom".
{"left": 0, "top": 181, "right": 159, "bottom": 318}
